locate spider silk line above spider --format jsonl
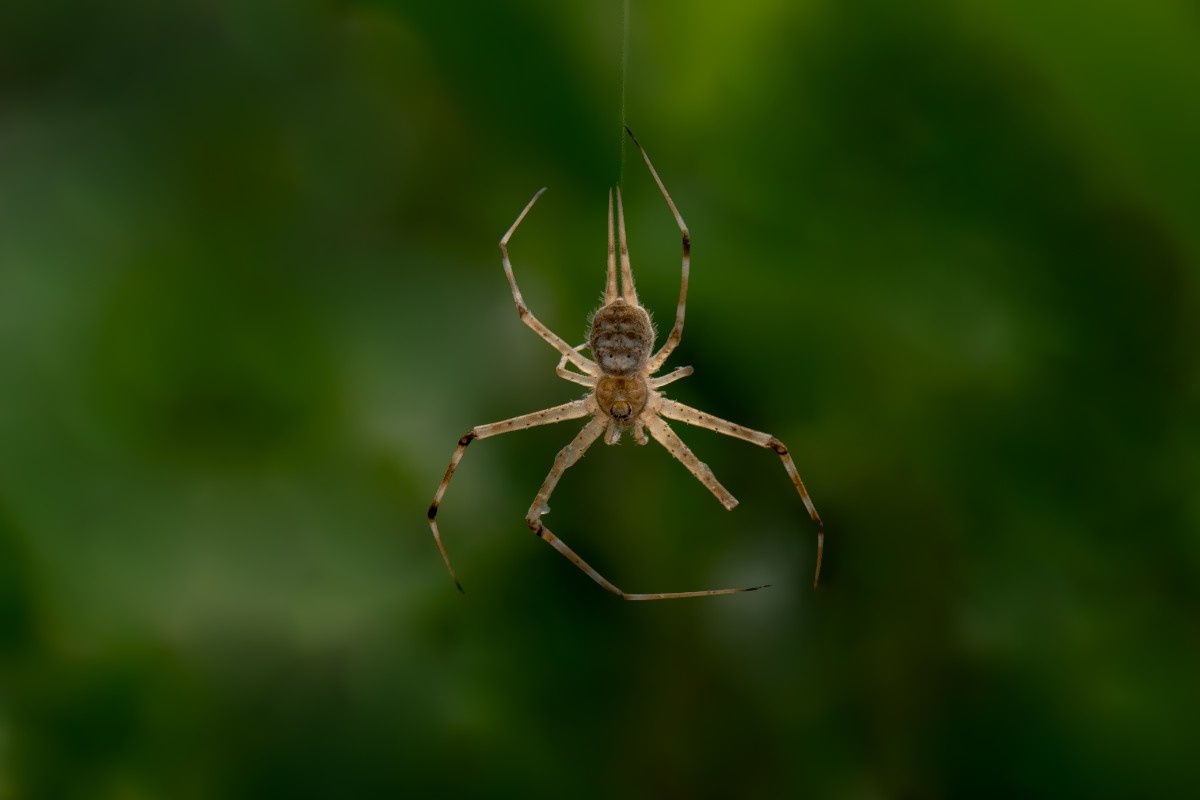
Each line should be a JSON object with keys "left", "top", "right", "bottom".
{"left": 426, "top": 128, "right": 825, "bottom": 601}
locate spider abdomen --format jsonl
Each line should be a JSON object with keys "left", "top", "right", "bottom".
{"left": 589, "top": 301, "right": 654, "bottom": 376}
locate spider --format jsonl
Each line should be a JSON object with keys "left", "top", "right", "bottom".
{"left": 427, "top": 128, "right": 825, "bottom": 600}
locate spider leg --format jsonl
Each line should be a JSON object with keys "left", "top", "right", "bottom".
{"left": 500, "top": 188, "right": 598, "bottom": 374}
{"left": 649, "top": 365, "right": 694, "bottom": 389}
{"left": 658, "top": 398, "right": 826, "bottom": 587}
{"left": 644, "top": 415, "right": 737, "bottom": 510}
{"left": 427, "top": 398, "right": 593, "bottom": 593}
{"left": 604, "top": 189, "right": 618, "bottom": 304}
{"left": 626, "top": 128, "right": 691, "bottom": 374}
{"left": 528, "top": 415, "right": 762, "bottom": 600}
{"left": 556, "top": 344, "right": 596, "bottom": 387}
{"left": 615, "top": 185, "right": 638, "bottom": 305}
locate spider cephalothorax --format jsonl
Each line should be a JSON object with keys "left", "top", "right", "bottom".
{"left": 427, "top": 128, "right": 825, "bottom": 600}
{"left": 596, "top": 375, "right": 647, "bottom": 424}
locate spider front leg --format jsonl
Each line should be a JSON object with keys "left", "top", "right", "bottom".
{"left": 427, "top": 398, "right": 592, "bottom": 592}
{"left": 500, "top": 188, "right": 598, "bottom": 374}
{"left": 657, "top": 398, "right": 827, "bottom": 588}
{"left": 626, "top": 128, "right": 691, "bottom": 374}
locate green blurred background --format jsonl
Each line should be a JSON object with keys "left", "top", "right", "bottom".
{"left": 2, "top": 0, "right": 1198, "bottom": 797}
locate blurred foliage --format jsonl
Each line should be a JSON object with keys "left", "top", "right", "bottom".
{"left": 2, "top": 0, "right": 1199, "bottom": 797}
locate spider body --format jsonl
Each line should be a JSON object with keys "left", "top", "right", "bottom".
{"left": 427, "top": 128, "right": 825, "bottom": 601}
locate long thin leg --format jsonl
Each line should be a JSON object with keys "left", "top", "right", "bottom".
{"left": 527, "top": 416, "right": 762, "bottom": 600}
{"left": 500, "top": 188, "right": 597, "bottom": 373}
{"left": 524, "top": 414, "right": 608, "bottom": 521}
{"left": 643, "top": 415, "right": 737, "bottom": 510}
{"left": 626, "top": 128, "right": 691, "bottom": 373}
{"left": 604, "top": 189, "right": 618, "bottom": 304}
{"left": 427, "top": 399, "right": 593, "bottom": 592}
{"left": 615, "top": 185, "right": 638, "bottom": 305}
{"left": 658, "top": 399, "right": 826, "bottom": 588}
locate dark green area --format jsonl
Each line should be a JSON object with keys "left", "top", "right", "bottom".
{"left": 2, "top": 0, "right": 1198, "bottom": 797}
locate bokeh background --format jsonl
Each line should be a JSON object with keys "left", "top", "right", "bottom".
{"left": 2, "top": 0, "right": 1198, "bottom": 797}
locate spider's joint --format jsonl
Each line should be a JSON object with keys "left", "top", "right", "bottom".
{"left": 459, "top": 431, "right": 477, "bottom": 447}
{"left": 525, "top": 501, "right": 550, "bottom": 527}
{"left": 768, "top": 437, "right": 788, "bottom": 456}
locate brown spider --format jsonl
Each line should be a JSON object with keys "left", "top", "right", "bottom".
{"left": 427, "top": 128, "right": 824, "bottom": 600}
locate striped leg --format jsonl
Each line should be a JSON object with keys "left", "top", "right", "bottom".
{"left": 427, "top": 399, "right": 592, "bottom": 592}
{"left": 626, "top": 128, "right": 692, "bottom": 374}
{"left": 500, "top": 188, "right": 598, "bottom": 374}
{"left": 658, "top": 399, "right": 826, "bottom": 588}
